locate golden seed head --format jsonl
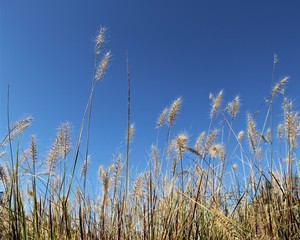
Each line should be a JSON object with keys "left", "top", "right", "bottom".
{"left": 271, "top": 76, "right": 288, "bottom": 98}
{"left": 195, "top": 131, "right": 205, "bottom": 153}
{"left": 219, "top": 145, "right": 225, "bottom": 160}
{"left": 209, "top": 145, "right": 219, "bottom": 158}
{"left": 95, "top": 52, "right": 111, "bottom": 81}
{"left": 227, "top": 95, "right": 240, "bottom": 118}
{"left": 168, "top": 97, "right": 182, "bottom": 127}
{"left": 232, "top": 164, "right": 238, "bottom": 171}
{"left": 238, "top": 130, "right": 244, "bottom": 141}
{"left": 210, "top": 90, "right": 223, "bottom": 119}
{"left": 202, "top": 130, "right": 218, "bottom": 157}
{"left": 175, "top": 133, "right": 188, "bottom": 150}
{"left": 2, "top": 117, "right": 33, "bottom": 145}
{"left": 247, "top": 113, "right": 258, "bottom": 152}
{"left": 151, "top": 145, "right": 160, "bottom": 177}
{"left": 156, "top": 107, "right": 168, "bottom": 129}
{"left": 208, "top": 144, "right": 224, "bottom": 160}
{"left": 29, "top": 135, "right": 37, "bottom": 164}
{"left": 0, "top": 164, "right": 7, "bottom": 183}
{"left": 256, "top": 147, "right": 262, "bottom": 162}
{"left": 95, "top": 27, "right": 106, "bottom": 55}
{"left": 81, "top": 156, "right": 90, "bottom": 178}
{"left": 175, "top": 133, "right": 188, "bottom": 158}
{"left": 98, "top": 165, "right": 104, "bottom": 180}
{"left": 283, "top": 100, "right": 298, "bottom": 149}
{"left": 108, "top": 163, "right": 114, "bottom": 172}
{"left": 128, "top": 123, "right": 135, "bottom": 143}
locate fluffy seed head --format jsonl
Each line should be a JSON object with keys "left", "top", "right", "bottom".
{"left": 271, "top": 76, "right": 288, "bottom": 98}
{"left": 175, "top": 133, "right": 188, "bottom": 158}
{"left": 209, "top": 144, "right": 220, "bottom": 158}
{"left": 0, "top": 164, "right": 7, "bottom": 183}
{"left": 46, "top": 123, "right": 70, "bottom": 172}
{"left": 209, "top": 144, "right": 224, "bottom": 160}
{"left": 95, "top": 52, "right": 111, "bottom": 81}
{"left": 81, "top": 156, "right": 90, "bottom": 178}
{"left": 128, "top": 123, "right": 135, "bottom": 143}
{"left": 247, "top": 113, "right": 258, "bottom": 152}
{"left": 232, "top": 164, "right": 238, "bottom": 171}
{"left": 29, "top": 135, "right": 37, "bottom": 164}
{"left": 227, "top": 96, "right": 240, "bottom": 118}
{"left": 202, "top": 130, "right": 218, "bottom": 157}
{"left": 195, "top": 131, "right": 205, "bottom": 153}
{"left": 238, "top": 130, "right": 244, "bottom": 141}
{"left": 210, "top": 90, "right": 223, "bottom": 119}
{"left": 2, "top": 117, "right": 33, "bottom": 145}
{"left": 168, "top": 97, "right": 182, "bottom": 127}
{"left": 95, "top": 27, "right": 106, "bottom": 55}
{"left": 283, "top": 99, "right": 298, "bottom": 148}
{"left": 156, "top": 107, "right": 168, "bottom": 129}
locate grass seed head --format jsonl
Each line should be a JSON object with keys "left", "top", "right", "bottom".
{"left": 210, "top": 90, "right": 223, "bottom": 119}
{"left": 95, "top": 27, "right": 106, "bottom": 55}
{"left": 156, "top": 107, "right": 168, "bottom": 129}
{"left": 227, "top": 95, "right": 240, "bottom": 118}
{"left": 168, "top": 97, "right": 182, "bottom": 127}
{"left": 95, "top": 51, "right": 111, "bottom": 81}
{"left": 271, "top": 76, "right": 288, "bottom": 98}
{"left": 195, "top": 131, "right": 205, "bottom": 153}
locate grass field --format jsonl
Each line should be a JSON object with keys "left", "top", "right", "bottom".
{"left": 0, "top": 28, "right": 299, "bottom": 240}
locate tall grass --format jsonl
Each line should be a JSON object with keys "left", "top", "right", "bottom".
{"left": 0, "top": 29, "right": 299, "bottom": 239}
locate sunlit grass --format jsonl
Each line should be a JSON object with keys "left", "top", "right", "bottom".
{"left": 0, "top": 29, "right": 299, "bottom": 240}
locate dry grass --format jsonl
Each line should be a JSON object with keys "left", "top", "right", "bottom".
{"left": 0, "top": 28, "right": 299, "bottom": 240}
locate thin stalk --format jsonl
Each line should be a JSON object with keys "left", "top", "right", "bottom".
{"left": 125, "top": 52, "right": 131, "bottom": 201}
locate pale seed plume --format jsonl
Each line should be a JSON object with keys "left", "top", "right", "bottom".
{"left": 195, "top": 131, "right": 205, "bottom": 153}
{"left": 168, "top": 97, "right": 182, "bottom": 127}
{"left": 2, "top": 117, "right": 33, "bottom": 145}
{"left": 151, "top": 145, "right": 160, "bottom": 177}
{"left": 156, "top": 107, "right": 168, "bottom": 129}
{"left": 227, "top": 95, "right": 240, "bottom": 118}
{"left": 202, "top": 130, "right": 218, "bottom": 157}
{"left": 238, "top": 130, "right": 244, "bottom": 141}
{"left": 208, "top": 144, "right": 224, "bottom": 160}
{"left": 95, "top": 52, "right": 111, "bottom": 81}
{"left": 283, "top": 98, "right": 299, "bottom": 148}
{"left": 175, "top": 133, "right": 188, "bottom": 159}
{"left": 132, "top": 173, "right": 145, "bottom": 199}
{"left": 95, "top": 27, "right": 106, "bottom": 55}
{"left": 271, "top": 76, "right": 288, "bottom": 98}
{"left": 127, "top": 123, "right": 135, "bottom": 143}
{"left": 209, "top": 90, "right": 223, "bottom": 119}
{"left": 209, "top": 144, "right": 220, "bottom": 158}
{"left": 247, "top": 113, "right": 258, "bottom": 152}
{"left": 0, "top": 164, "right": 7, "bottom": 184}
{"left": 81, "top": 156, "right": 90, "bottom": 178}
{"left": 232, "top": 164, "right": 238, "bottom": 171}
{"left": 29, "top": 135, "right": 37, "bottom": 164}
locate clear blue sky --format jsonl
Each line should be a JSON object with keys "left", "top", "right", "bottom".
{"left": 1, "top": 1, "right": 300, "bottom": 180}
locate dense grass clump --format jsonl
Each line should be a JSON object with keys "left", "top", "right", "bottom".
{"left": 0, "top": 29, "right": 299, "bottom": 239}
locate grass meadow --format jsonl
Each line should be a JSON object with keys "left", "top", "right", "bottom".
{"left": 0, "top": 28, "right": 299, "bottom": 239}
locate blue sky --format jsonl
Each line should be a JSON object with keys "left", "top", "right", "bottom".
{"left": 1, "top": 1, "right": 300, "bottom": 184}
